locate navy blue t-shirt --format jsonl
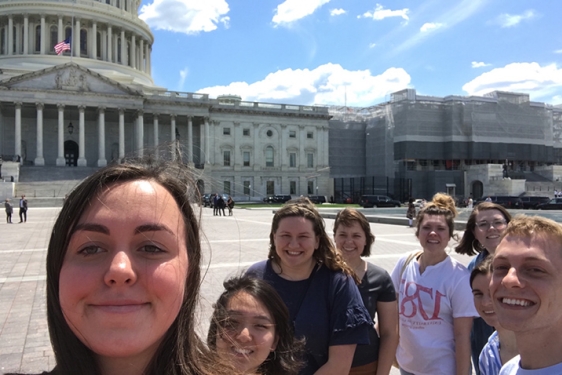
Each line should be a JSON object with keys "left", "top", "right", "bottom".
{"left": 246, "top": 260, "right": 371, "bottom": 375}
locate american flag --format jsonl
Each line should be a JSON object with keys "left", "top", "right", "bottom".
{"left": 54, "top": 38, "right": 71, "bottom": 55}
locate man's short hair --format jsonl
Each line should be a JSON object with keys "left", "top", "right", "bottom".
{"left": 501, "top": 214, "right": 562, "bottom": 250}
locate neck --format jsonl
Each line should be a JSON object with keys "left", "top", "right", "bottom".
{"left": 515, "top": 328, "right": 562, "bottom": 369}
{"left": 345, "top": 257, "right": 366, "bottom": 279}
{"left": 496, "top": 327, "right": 518, "bottom": 364}
{"left": 273, "top": 259, "right": 316, "bottom": 281}
{"left": 418, "top": 251, "right": 447, "bottom": 273}
{"left": 98, "top": 355, "right": 151, "bottom": 375}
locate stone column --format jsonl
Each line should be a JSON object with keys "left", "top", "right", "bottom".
{"left": 253, "top": 122, "right": 259, "bottom": 168}
{"left": 153, "top": 113, "right": 159, "bottom": 158}
{"left": 92, "top": 22, "right": 97, "bottom": 58}
{"left": 204, "top": 117, "right": 210, "bottom": 164}
{"left": 233, "top": 121, "right": 240, "bottom": 166}
{"left": 7, "top": 16, "right": 13, "bottom": 55}
{"left": 56, "top": 104, "right": 65, "bottom": 166}
{"left": 120, "top": 30, "right": 125, "bottom": 65}
{"left": 118, "top": 108, "right": 125, "bottom": 161}
{"left": 131, "top": 34, "right": 135, "bottom": 68}
{"left": 187, "top": 116, "right": 193, "bottom": 163}
{"left": 144, "top": 42, "right": 148, "bottom": 74}
{"left": 170, "top": 114, "right": 176, "bottom": 161}
{"left": 77, "top": 106, "right": 87, "bottom": 166}
{"left": 107, "top": 26, "right": 112, "bottom": 62}
{"left": 147, "top": 45, "right": 151, "bottom": 74}
{"left": 40, "top": 14, "right": 45, "bottom": 54}
{"left": 136, "top": 110, "right": 144, "bottom": 157}
{"left": 15, "top": 21, "right": 20, "bottom": 54}
{"left": 34, "top": 103, "right": 45, "bottom": 166}
{"left": 23, "top": 15, "right": 28, "bottom": 54}
{"left": 15, "top": 102, "right": 21, "bottom": 159}
{"left": 280, "top": 124, "right": 287, "bottom": 167}
{"left": 299, "top": 125, "right": 305, "bottom": 167}
{"left": 323, "top": 127, "right": 329, "bottom": 166}
{"left": 97, "top": 107, "right": 107, "bottom": 167}
{"left": 74, "top": 18, "right": 81, "bottom": 57}
{"left": 58, "top": 17, "right": 63, "bottom": 44}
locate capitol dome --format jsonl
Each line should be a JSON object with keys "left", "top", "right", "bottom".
{"left": 0, "top": 0, "right": 158, "bottom": 90}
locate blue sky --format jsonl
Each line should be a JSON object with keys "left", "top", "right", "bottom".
{"left": 138, "top": 0, "right": 562, "bottom": 107}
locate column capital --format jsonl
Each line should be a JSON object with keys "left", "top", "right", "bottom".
{"left": 153, "top": 113, "right": 159, "bottom": 119}
{"left": 118, "top": 108, "right": 125, "bottom": 115}
{"left": 170, "top": 113, "right": 177, "bottom": 120}
{"left": 35, "top": 102, "right": 44, "bottom": 110}
{"left": 98, "top": 106, "right": 106, "bottom": 113}
{"left": 204, "top": 116, "right": 210, "bottom": 122}
{"left": 137, "top": 110, "right": 144, "bottom": 116}
{"left": 298, "top": 124, "right": 306, "bottom": 129}
{"left": 252, "top": 122, "right": 259, "bottom": 127}
{"left": 233, "top": 121, "right": 240, "bottom": 127}
{"left": 280, "top": 124, "right": 287, "bottom": 129}
{"left": 15, "top": 102, "right": 22, "bottom": 108}
{"left": 57, "top": 103, "right": 65, "bottom": 110}
{"left": 78, "top": 105, "right": 86, "bottom": 111}
{"left": 186, "top": 115, "right": 192, "bottom": 120}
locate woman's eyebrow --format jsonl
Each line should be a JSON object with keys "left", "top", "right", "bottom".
{"left": 135, "top": 223, "right": 174, "bottom": 235}
{"left": 72, "top": 223, "right": 110, "bottom": 235}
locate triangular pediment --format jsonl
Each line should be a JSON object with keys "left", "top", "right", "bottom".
{"left": 0, "top": 62, "right": 142, "bottom": 96}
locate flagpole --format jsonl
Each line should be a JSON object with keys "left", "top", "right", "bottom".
{"left": 70, "top": 0, "right": 76, "bottom": 62}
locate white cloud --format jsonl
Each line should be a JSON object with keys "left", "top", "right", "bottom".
{"left": 554, "top": 49, "right": 562, "bottom": 54}
{"left": 139, "top": 0, "right": 229, "bottom": 34}
{"left": 272, "top": 0, "right": 331, "bottom": 26}
{"left": 471, "top": 61, "right": 491, "bottom": 68}
{"left": 196, "top": 63, "right": 411, "bottom": 107}
{"left": 420, "top": 22, "right": 444, "bottom": 32}
{"left": 330, "top": 8, "right": 346, "bottom": 16}
{"left": 358, "top": 4, "right": 409, "bottom": 22}
{"left": 178, "top": 67, "right": 189, "bottom": 91}
{"left": 369, "top": 43, "right": 377, "bottom": 49}
{"left": 462, "top": 62, "right": 562, "bottom": 102}
{"left": 494, "top": 9, "right": 536, "bottom": 28}
{"left": 553, "top": 95, "right": 562, "bottom": 105}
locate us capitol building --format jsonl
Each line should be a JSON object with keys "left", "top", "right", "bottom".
{"left": 0, "top": 0, "right": 331, "bottom": 199}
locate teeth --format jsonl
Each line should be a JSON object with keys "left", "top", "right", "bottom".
{"left": 427, "top": 240, "right": 439, "bottom": 244}
{"left": 288, "top": 251, "right": 300, "bottom": 255}
{"left": 502, "top": 298, "right": 531, "bottom": 307}
{"left": 233, "top": 347, "right": 252, "bottom": 355}
{"left": 483, "top": 310, "right": 495, "bottom": 314}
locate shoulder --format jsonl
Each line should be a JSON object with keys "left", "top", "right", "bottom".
{"left": 365, "top": 262, "right": 394, "bottom": 283}
{"left": 246, "top": 260, "right": 270, "bottom": 277}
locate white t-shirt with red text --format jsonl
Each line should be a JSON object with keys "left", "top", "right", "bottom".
{"left": 391, "top": 252, "right": 478, "bottom": 375}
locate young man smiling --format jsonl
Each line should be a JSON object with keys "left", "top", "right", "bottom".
{"left": 490, "top": 215, "right": 562, "bottom": 374}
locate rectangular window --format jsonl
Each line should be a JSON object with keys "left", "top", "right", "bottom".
{"left": 224, "top": 181, "right": 231, "bottom": 195}
{"left": 223, "top": 150, "right": 231, "bottom": 166}
{"left": 290, "top": 181, "right": 296, "bottom": 195}
{"left": 223, "top": 127, "right": 231, "bottom": 135}
{"left": 307, "top": 181, "right": 314, "bottom": 194}
{"left": 267, "top": 181, "right": 275, "bottom": 195}
{"left": 243, "top": 128, "right": 250, "bottom": 136}
{"left": 289, "top": 153, "right": 296, "bottom": 168}
{"left": 266, "top": 147, "right": 274, "bottom": 167}
{"left": 307, "top": 153, "right": 314, "bottom": 168}
{"left": 243, "top": 151, "right": 250, "bottom": 167}
{"left": 307, "top": 132, "right": 313, "bottom": 139}
{"left": 289, "top": 130, "right": 296, "bottom": 138}
{"left": 244, "top": 181, "right": 251, "bottom": 195}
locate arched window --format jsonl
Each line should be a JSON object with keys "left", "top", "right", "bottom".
{"left": 50, "top": 25, "right": 57, "bottom": 52}
{"left": 65, "top": 26, "right": 72, "bottom": 40}
{"left": 128, "top": 41, "right": 132, "bottom": 67}
{"left": 106, "top": 0, "right": 110, "bottom": 5}
{"left": 96, "top": 31, "right": 101, "bottom": 58}
{"left": 80, "top": 29, "right": 87, "bottom": 55}
{"left": 116, "top": 0, "right": 120, "bottom": 8}
{"left": 265, "top": 146, "right": 274, "bottom": 167}
{"left": 35, "top": 25, "right": 41, "bottom": 52}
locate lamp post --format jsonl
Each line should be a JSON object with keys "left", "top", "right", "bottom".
{"left": 248, "top": 185, "right": 251, "bottom": 202}
{"left": 68, "top": 122, "right": 74, "bottom": 134}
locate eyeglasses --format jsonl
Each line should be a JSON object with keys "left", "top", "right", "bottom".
{"left": 475, "top": 220, "right": 507, "bottom": 230}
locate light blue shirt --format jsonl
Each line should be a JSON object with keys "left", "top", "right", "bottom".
{"left": 500, "top": 355, "right": 562, "bottom": 374}
{"left": 479, "top": 331, "right": 502, "bottom": 375}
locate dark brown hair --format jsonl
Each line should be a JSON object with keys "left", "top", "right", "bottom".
{"left": 333, "top": 208, "right": 375, "bottom": 257}
{"left": 455, "top": 203, "right": 512, "bottom": 256}
{"left": 208, "top": 275, "right": 304, "bottom": 375}
{"left": 45, "top": 159, "right": 231, "bottom": 375}
{"left": 470, "top": 255, "right": 492, "bottom": 287}
{"left": 268, "top": 197, "right": 359, "bottom": 283}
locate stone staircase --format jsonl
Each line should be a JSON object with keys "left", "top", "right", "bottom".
{"left": 14, "top": 166, "right": 100, "bottom": 207}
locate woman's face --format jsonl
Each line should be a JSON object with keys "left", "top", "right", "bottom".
{"left": 59, "top": 180, "right": 189, "bottom": 367}
{"left": 335, "top": 221, "right": 367, "bottom": 262}
{"left": 417, "top": 214, "right": 450, "bottom": 253}
{"left": 216, "top": 291, "right": 278, "bottom": 374}
{"left": 473, "top": 209, "right": 508, "bottom": 254}
{"left": 471, "top": 273, "right": 498, "bottom": 328}
{"left": 274, "top": 216, "right": 319, "bottom": 274}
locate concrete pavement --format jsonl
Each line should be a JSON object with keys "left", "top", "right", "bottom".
{"left": 0, "top": 206, "right": 476, "bottom": 374}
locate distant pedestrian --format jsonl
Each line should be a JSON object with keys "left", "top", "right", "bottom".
{"left": 213, "top": 193, "right": 219, "bottom": 216}
{"left": 406, "top": 198, "right": 416, "bottom": 227}
{"left": 468, "top": 195, "right": 473, "bottom": 209}
{"left": 5, "top": 199, "right": 13, "bottom": 223}
{"left": 217, "top": 195, "right": 226, "bottom": 216}
{"left": 227, "top": 196, "right": 235, "bottom": 216}
{"left": 19, "top": 195, "right": 27, "bottom": 223}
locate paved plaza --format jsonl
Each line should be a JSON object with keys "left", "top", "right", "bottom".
{"left": 1, "top": 205, "right": 477, "bottom": 374}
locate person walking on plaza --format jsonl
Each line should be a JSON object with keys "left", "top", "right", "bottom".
{"left": 5, "top": 199, "right": 13, "bottom": 223}
{"left": 406, "top": 198, "right": 416, "bottom": 227}
{"left": 217, "top": 195, "right": 226, "bottom": 216}
{"left": 19, "top": 195, "right": 27, "bottom": 223}
{"left": 227, "top": 196, "right": 235, "bottom": 216}
{"left": 213, "top": 193, "right": 219, "bottom": 216}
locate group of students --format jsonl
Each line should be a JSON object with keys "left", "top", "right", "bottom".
{"left": 6, "top": 157, "right": 562, "bottom": 375}
{"left": 212, "top": 193, "right": 235, "bottom": 216}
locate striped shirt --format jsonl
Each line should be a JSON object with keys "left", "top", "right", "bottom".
{"left": 479, "top": 331, "right": 502, "bottom": 375}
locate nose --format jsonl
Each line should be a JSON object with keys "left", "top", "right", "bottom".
{"left": 288, "top": 237, "right": 299, "bottom": 248}
{"left": 502, "top": 267, "right": 523, "bottom": 288}
{"left": 104, "top": 251, "right": 137, "bottom": 286}
{"left": 236, "top": 326, "right": 252, "bottom": 343}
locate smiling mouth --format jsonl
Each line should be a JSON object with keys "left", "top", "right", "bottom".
{"left": 232, "top": 347, "right": 253, "bottom": 356}
{"left": 287, "top": 251, "right": 302, "bottom": 256}
{"left": 501, "top": 298, "right": 533, "bottom": 307}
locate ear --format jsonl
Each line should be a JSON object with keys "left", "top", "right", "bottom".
{"left": 314, "top": 235, "right": 320, "bottom": 250}
{"left": 271, "top": 335, "right": 279, "bottom": 351}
